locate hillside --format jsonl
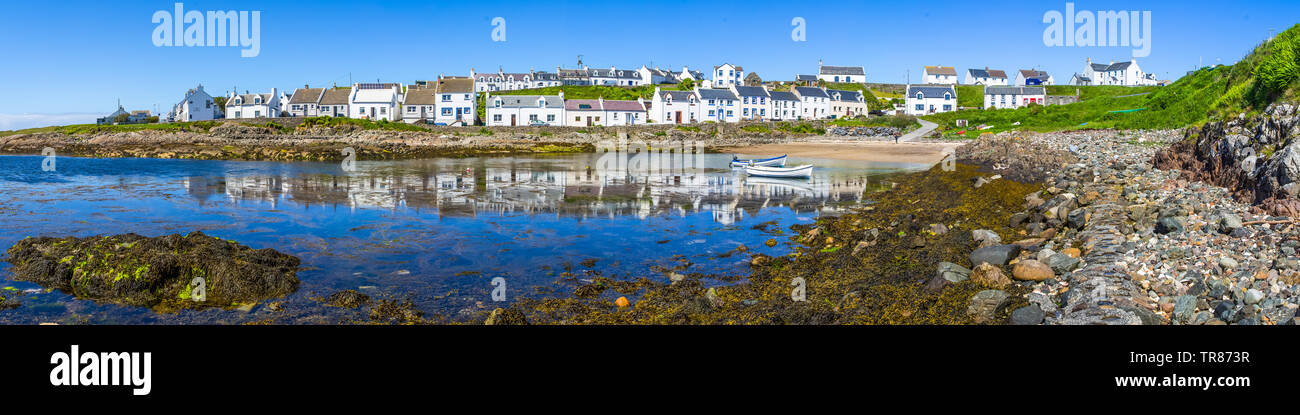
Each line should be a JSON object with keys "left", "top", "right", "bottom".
{"left": 924, "top": 24, "right": 1300, "bottom": 137}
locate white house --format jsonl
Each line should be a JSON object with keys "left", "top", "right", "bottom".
{"left": 432, "top": 76, "right": 477, "bottom": 125}
{"left": 588, "top": 67, "right": 644, "bottom": 86}
{"left": 826, "top": 89, "right": 868, "bottom": 119}
{"left": 472, "top": 69, "right": 563, "bottom": 92}
{"left": 923, "top": 66, "right": 958, "bottom": 85}
{"left": 639, "top": 66, "right": 678, "bottom": 85}
{"left": 1015, "top": 69, "right": 1054, "bottom": 86}
{"left": 287, "top": 87, "right": 325, "bottom": 117}
{"left": 564, "top": 97, "right": 647, "bottom": 127}
{"left": 401, "top": 85, "right": 437, "bottom": 124}
{"left": 767, "top": 90, "right": 802, "bottom": 120}
{"left": 486, "top": 93, "right": 565, "bottom": 126}
{"left": 165, "top": 85, "right": 220, "bottom": 122}
{"left": 675, "top": 66, "right": 704, "bottom": 83}
{"left": 792, "top": 86, "right": 831, "bottom": 120}
{"left": 730, "top": 85, "right": 771, "bottom": 121}
{"left": 905, "top": 85, "right": 957, "bottom": 116}
{"left": 818, "top": 62, "right": 866, "bottom": 84}
{"left": 710, "top": 63, "right": 744, "bottom": 89}
{"left": 965, "top": 68, "right": 1009, "bottom": 85}
{"left": 984, "top": 86, "right": 1046, "bottom": 110}
{"left": 696, "top": 88, "right": 740, "bottom": 123}
{"left": 317, "top": 87, "right": 351, "bottom": 117}
{"left": 649, "top": 87, "right": 700, "bottom": 124}
{"left": 349, "top": 83, "right": 402, "bottom": 121}
{"left": 1074, "top": 58, "right": 1158, "bottom": 86}
{"left": 225, "top": 88, "right": 285, "bottom": 119}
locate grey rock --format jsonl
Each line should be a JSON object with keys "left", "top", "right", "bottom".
{"left": 970, "top": 244, "right": 1022, "bottom": 267}
{"left": 1155, "top": 216, "right": 1185, "bottom": 234}
{"left": 1045, "top": 253, "right": 1081, "bottom": 274}
{"left": 1219, "top": 213, "right": 1243, "bottom": 234}
{"left": 1244, "top": 289, "right": 1264, "bottom": 305}
{"left": 1009, "top": 305, "right": 1045, "bottom": 325}
{"left": 1173, "top": 295, "right": 1198, "bottom": 323}
{"left": 1218, "top": 256, "right": 1239, "bottom": 270}
{"left": 936, "top": 262, "right": 972, "bottom": 283}
{"left": 1067, "top": 208, "right": 1087, "bottom": 229}
{"left": 971, "top": 229, "right": 1001, "bottom": 247}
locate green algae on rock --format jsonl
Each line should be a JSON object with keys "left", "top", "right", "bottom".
{"left": 4, "top": 232, "right": 300, "bottom": 313}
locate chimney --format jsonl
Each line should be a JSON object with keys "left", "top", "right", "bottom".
{"left": 558, "top": 91, "right": 564, "bottom": 99}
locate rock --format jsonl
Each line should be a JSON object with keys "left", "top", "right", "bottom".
{"left": 970, "top": 244, "right": 1022, "bottom": 266}
{"left": 1244, "top": 289, "right": 1264, "bottom": 305}
{"left": 1067, "top": 208, "right": 1088, "bottom": 229}
{"left": 1009, "top": 212, "right": 1030, "bottom": 228}
{"left": 970, "top": 263, "right": 1012, "bottom": 288}
{"left": 484, "top": 307, "right": 529, "bottom": 325}
{"left": 3, "top": 232, "right": 300, "bottom": 312}
{"left": 326, "top": 289, "right": 371, "bottom": 308}
{"left": 668, "top": 272, "right": 686, "bottom": 283}
{"left": 971, "top": 229, "right": 1002, "bottom": 248}
{"left": 1009, "top": 305, "right": 1045, "bottom": 325}
{"left": 765, "top": 238, "right": 778, "bottom": 247}
{"left": 1219, "top": 213, "right": 1243, "bottom": 234}
{"left": 1045, "top": 253, "right": 1081, "bottom": 274}
{"left": 1036, "top": 248, "right": 1056, "bottom": 263}
{"left": 967, "top": 290, "right": 1010, "bottom": 324}
{"left": 936, "top": 262, "right": 972, "bottom": 283}
{"left": 1218, "top": 256, "right": 1239, "bottom": 270}
{"left": 930, "top": 223, "right": 949, "bottom": 235}
{"left": 910, "top": 236, "right": 927, "bottom": 248}
{"left": 1155, "top": 216, "right": 1185, "bottom": 234}
{"left": 1012, "top": 259, "right": 1054, "bottom": 281}
{"left": 1061, "top": 247, "right": 1081, "bottom": 258}
{"left": 1173, "top": 295, "right": 1197, "bottom": 323}
{"left": 615, "top": 296, "right": 631, "bottom": 308}
{"left": 1214, "top": 301, "right": 1236, "bottom": 321}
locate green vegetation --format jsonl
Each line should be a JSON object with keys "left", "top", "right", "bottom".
{"left": 0, "top": 120, "right": 222, "bottom": 137}
{"left": 924, "top": 24, "right": 1300, "bottom": 136}
{"left": 828, "top": 115, "right": 920, "bottom": 130}
{"left": 1045, "top": 85, "right": 1157, "bottom": 100}
{"left": 956, "top": 85, "right": 985, "bottom": 108}
{"left": 775, "top": 122, "right": 825, "bottom": 135}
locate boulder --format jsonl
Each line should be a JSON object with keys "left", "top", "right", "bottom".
{"left": 967, "top": 290, "right": 1010, "bottom": 324}
{"left": 970, "top": 244, "right": 1022, "bottom": 267}
{"left": 1012, "top": 259, "right": 1054, "bottom": 281}
{"left": 970, "top": 263, "right": 1012, "bottom": 288}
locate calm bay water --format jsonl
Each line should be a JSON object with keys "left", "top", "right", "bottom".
{"left": 0, "top": 152, "right": 924, "bottom": 324}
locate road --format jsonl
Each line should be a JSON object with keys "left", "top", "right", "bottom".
{"left": 898, "top": 119, "right": 937, "bottom": 142}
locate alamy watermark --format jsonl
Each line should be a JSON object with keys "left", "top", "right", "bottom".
{"left": 1043, "top": 2, "right": 1151, "bottom": 58}
{"left": 791, "top": 17, "right": 806, "bottom": 42}
{"left": 152, "top": 2, "right": 261, "bottom": 58}
{"left": 491, "top": 17, "right": 506, "bottom": 42}
{"left": 41, "top": 147, "right": 56, "bottom": 172}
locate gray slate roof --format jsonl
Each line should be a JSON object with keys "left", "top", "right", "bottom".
{"left": 907, "top": 85, "right": 956, "bottom": 98}
{"left": 820, "top": 65, "right": 865, "bottom": 76}
{"left": 827, "top": 89, "right": 863, "bottom": 102}
{"left": 697, "top": 89, "right": 738, "bottom": 100}
{"left": 1091, "top": 61, "right": 1132, "bottom": 72}
{"left": 491, "top": 95, "right": 564, "bottom": 108}
{"left": 967, "top": 68, "right": 1008, "bottom": 79}
{"left": 793, "top": 86, "right": 829, "bottom": 98}
{"left": 985, "top": 86, "right": 1045, "bottom": 95}
{"left": 795, "top": 74, "right": 818, "bottom": 81}
{"left": 659, "top": 90, "right": 697, "bottom": 101}
{"left": 732, "top": 86, "right": 769, "bottom": 97}
{"left": 769, "top": 90, "right": 799, "bottom": 101}
{"left": 289, "top": 88, "right": 325, "bottom": 105}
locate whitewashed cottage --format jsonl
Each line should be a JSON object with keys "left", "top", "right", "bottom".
{"left": 695, "top": 88, "right": 740, "bottom": 123}
{"left": 287, "top": 86, "right": 325, "bottom": 117}
{"left": 349, "top": 83, "right": 402, "bottom": 121}
{"left": 1015, "top": 69, "right": 1054, "bottom": 86}
{"left": 905, "top": 85, "right": 957, "bottom": 116}
{"left": 317, "top": 87, "right": 351, "bottom": 117}
{"left": 710, "top": 63, "right": 744, "bottom": 89}
{"left": 965, "top": 68, "right": 1009, "bottom": 86}
{"left": 485, "top": 93, "right": 565, "bottom": 126}
{"left": 923, "top": 66, "right": 958, "bottom": 85}
{"left": 649, "top": 87, "right": 700, "bottom": 124}
{"left": 792, "top": 86, "right": 831, "bottom": 119}
{"left": 767, "top": 89, "right": 802, "bottom": 120}
{"left": 432, "top": 76, "right": 476, "bottom": 126}
{"left": 225, "top": 88, "right": 285, "bottom": 119}
{"left": 165, "top": 85, "right": 220, "bottom": 122}
{"left": 818, "top": 62, "right": 866, "bottom": 84}
{"left": 984, "top": 86, "right": 1046, "bottom": 109}
{"left": 730, "top": 85, "right": 771, "bottom": 121}
{"left": 827, "top": 89, "right": 868, "bottom": 118}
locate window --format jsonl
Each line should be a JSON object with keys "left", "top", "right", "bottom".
{"left": 708, "top": 110, "right": 715, "bottom": 116}
{"left": 743, "top": 108, "right": 749, "bottom": 116}
{"left": 914, "top": 104, "right": 923, "bottom": 111}
{"left": 943, "top": 105, "right": 952, "bottom": 111}
{"left": 442, "top": 108, "right": 452, "bottom": 116}
{"left": 380, "top": 107, "right": 386, "bottom": 115}
{"left": 547, "top": 115, "right": 555, "bottom": 122}
{"left": 944, "top": 93, "right": 952, "bottom": 100}
{"left": 407, "top": 107, "right": 416, "bottom": 113}
{"left": 441, "top": 94, "right": 451, "bottom": 102}
{"left": 529, "top": 115, "right": 538, "bottom": 121}
{"left": 726, "top": 110, "right": 733, "bottom": 117}
{"left": 493, "top": 114, "right": 502, "bottom": 121}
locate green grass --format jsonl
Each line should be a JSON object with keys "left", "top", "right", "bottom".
{"left": 0, "top": 121, "right": 223, "bottom": 137}
{"left": 956, "top": 85, "right": 984, "bottom": 108}
{"left": 1045, "top": 85, "right": 1158, "bottom": 100}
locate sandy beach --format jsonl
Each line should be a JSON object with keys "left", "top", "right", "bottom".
{"left": 720, "top": 139, "right": 961, "bottom": 165}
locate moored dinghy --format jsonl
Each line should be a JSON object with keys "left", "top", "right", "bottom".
{"left": 730, "top": 155, "right": 787, "bottom": 168}
{"left": 743, "top": 164, "right": 814, "bottom": 179}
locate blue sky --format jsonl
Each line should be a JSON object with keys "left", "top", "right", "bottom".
{"left": 0, "top": 0, "right": 1296, "bottom": 129}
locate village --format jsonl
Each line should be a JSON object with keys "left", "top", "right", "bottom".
{"left": 98, "top": 57, "right": 1168, "bottom": 128}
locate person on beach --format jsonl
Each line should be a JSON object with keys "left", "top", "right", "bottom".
{"left": 894, "top": 133, "right": 900, "bottom": 144}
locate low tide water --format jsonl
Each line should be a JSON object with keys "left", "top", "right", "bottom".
{"left": 0, "top": 152, "right": 925, "bottom": 324}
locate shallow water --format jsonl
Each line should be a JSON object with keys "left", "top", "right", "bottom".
{"left": 0, "top": 152, "right": 925, "bottom": 324}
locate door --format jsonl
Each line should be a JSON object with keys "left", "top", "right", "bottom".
{"left": 586, "top": 116, "right": 593, "bottom": 127}
{"left": 675, "top": 111, "right": 681, "bottom": 124}
{"left": 511, "top": 114, "right": 516, "bottom": 126}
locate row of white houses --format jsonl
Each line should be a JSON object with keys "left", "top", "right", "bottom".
{"left": 482, "top": 84, "right": 869, "bottom": 127}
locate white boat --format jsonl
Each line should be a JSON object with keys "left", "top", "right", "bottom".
{"left": 744, "top": 164, "right": 813, "bottom": 179}
{"left": 730, "top": 155, "right": 787, "bottom": 168}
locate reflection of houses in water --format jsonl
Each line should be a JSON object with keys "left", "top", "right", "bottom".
{"left": 190, "top": 154, "right": 884, "bottom": 223}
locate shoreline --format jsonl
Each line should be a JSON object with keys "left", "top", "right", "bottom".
{"left": 720, "top": 139, "right": 962, "bottom": 165}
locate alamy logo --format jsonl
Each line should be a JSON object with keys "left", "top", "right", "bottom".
{"left": 50, "top": 345, "right": 152, "bottom": 396}
{"left": 491, "top": 17, "right": 506, "bottom": 42}
{"left": 791, "top": 17, "right": 806, "bottom": 42}
{"left": 1043, "top": 2, "right": 1151, "bottom": 58}
{"left": 151, "top": 3, "right": 261, "bottom": 58}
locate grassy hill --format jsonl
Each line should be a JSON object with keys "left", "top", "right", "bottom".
{"left": 924, "top": 24, "right": 1300, "bottom": 137}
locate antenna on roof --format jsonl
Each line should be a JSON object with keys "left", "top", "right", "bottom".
{"left": 577, "top": 54, "right": 584, "bottom": 69}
